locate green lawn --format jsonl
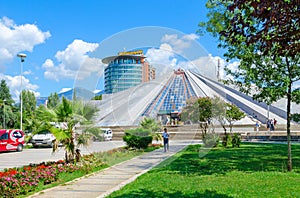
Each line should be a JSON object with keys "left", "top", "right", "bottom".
{"left": 108, "top": 143, "right": 300, "bottom": 198}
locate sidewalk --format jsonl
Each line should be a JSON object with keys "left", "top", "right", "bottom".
{"left": 29, "top": 140, "right": 200, "bottom": 198}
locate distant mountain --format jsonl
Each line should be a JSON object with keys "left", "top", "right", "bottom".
{"left": 36, "top": 97, "right": 48, "bottom": 106}
{"left": 36, "top": 87, "right": 104, "bottom": 106}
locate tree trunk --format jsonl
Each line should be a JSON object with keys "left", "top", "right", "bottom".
{"left": 287, "top": 82, "right": 292, "bottom": 171}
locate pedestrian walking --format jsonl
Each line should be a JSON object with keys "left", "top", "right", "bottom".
{"left": 162, "top": 128, "right": 169, "bottom": 152}
{"left": 255, "top": 121, "right": 260, "bottom": 132}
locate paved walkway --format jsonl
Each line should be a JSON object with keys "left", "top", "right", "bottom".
{"left": 29, "top": 140, "right": 200, "bottom": 198}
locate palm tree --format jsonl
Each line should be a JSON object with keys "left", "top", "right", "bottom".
{"left": 140, "top": 117, "right": 162, "bottom": 143}
{"left": 49, "top": 97, "right": 99, "bottom": 163}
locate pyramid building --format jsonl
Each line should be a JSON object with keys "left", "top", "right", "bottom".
{"left": 94, "top": 68, "right": 287, "bottom": 127}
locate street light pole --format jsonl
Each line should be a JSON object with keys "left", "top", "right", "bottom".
{"left": 17, "top": 53, "right": 26, "bottom": 131}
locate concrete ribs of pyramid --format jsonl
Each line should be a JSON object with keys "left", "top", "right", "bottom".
{"left": 94, "top": 69, "right": 287, "bottom": 127}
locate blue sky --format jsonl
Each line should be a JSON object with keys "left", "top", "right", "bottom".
{"left": 0, "top": 0, "right": 225, "bottom": 100}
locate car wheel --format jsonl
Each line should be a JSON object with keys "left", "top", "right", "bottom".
{"left": 32, "top": 144, "right": 38, "bottom": 148}
{"left": 17, "top": 144, "right": 23, "bottom": 152}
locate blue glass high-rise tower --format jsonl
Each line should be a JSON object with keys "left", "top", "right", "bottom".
{"left": 102, "top": 50, "right": 155, "bottom": 94}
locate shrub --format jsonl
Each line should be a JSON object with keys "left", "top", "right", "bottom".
{"left": 203, "top": 133, "right": 219, "bottom": 147}
{"left": 123, "top": 128, "right": 153, "bottom": 149}
{"left": 232, "top": 133, "right": 241, "bottom": 148}
{"left": 222, "top": 133, "right": 232, "bottom": 147}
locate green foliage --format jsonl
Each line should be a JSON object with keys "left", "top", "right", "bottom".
{"left": 92, "top": 95, "right": 102, "bottom": 100}
{"left": 292, "top": 113, "right": 300, "bottom": 123}
{"left": 140, "top": 117, "right": 162, "bottom": 142}
{"left": 85, "top": 127, "right": 104, "bottom": 141}
{"left": 55, "top": 97, "right": 73, "bottom": 122}
{"left": 197, "top": 97, "right": 213, "bottom": 122}
{"left": 182, "top": 97, "right": 213, "bottom": 134}
{"left": 43, "top": 97, "right": 99, "bottom": 163}
{"left": 222, "top": 133, "right": 232, "bottom": 147}
{"left": 226, "top": 103, "right": 245, "bottom": 132}
{"left": 180, "top": 97, "right": 199, "bottom": 123}
{"left": 0, "top": 80, "right": 17, "bottom": 129}
{"left": 200, "top": 0, "right": 299, "bottom": 171}
{"left": 21, "top": 90, "right": 37, "bottom": 131}
{"left": 232, "top": 133, "right": 241, "bottom": 148}
{"left": 211, "top": 96, "right": 227, "bottom": 133}
{"left": 140, "top": 117, "right": 160, "bottom": 132}
{"left": 21, "top": 90, "right": 36, "bottom": 115}
{"left": 73, "top": 101, "right": 99, "bottom": 124}
{"left": 0, "top": 80, "right": 14, "bottom": 105}
{"left": 47, "top": 92, "right": 60, "bottom": 109}
{"left": 123, "top": 128, "right": 153, "bottom": 149}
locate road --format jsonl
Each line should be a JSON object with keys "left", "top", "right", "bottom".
{"left": 0, "top": 141, "right": 125, "bottom": 171}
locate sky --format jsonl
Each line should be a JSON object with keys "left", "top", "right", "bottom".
{"left": 0, "top": 0, "right": 228, "bottom": 101}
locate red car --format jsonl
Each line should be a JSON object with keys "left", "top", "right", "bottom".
{"left": 0, "top": 129, "right": 25, "bottom": 152}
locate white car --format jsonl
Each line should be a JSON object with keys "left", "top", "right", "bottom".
{"left": 101, "top": 128, "right": 113, "bottom": 141}
{"left": 31, "top": 131, "right": 56, "bottom": 148}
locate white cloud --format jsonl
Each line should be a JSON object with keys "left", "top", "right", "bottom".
{"left": 0, "top": 73, "right": 40, "bottom": 101}
{"left": 161, "top": 33, "right": 199, "bottom": 53}
{"left": 145, "top": 44, "right": 178, "bottom": 76}
{"left": 23, "top": 70, "right": 33, "bottom": 75}
{"left": 0, "top": 16, "right": 51, "bottom": 64}
{"left": 42, "top": 39, "right": 102, "bottom": 81}
{"left": 144, "top": 33, "right": 203, "bottom": 77}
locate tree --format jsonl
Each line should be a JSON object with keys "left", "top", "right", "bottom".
{"left": 0, "top": 80, "right": 17, "bottom": 128}
{"left": 92, "top": 95, "right": 102, "bottom": 100}
{"left": 140, "top": 117, "right": 162, "bottom": 142}
{"left": 21, "top": 90, "right": 37, "bottom": 131}
{"left": 211, "top": 97, "right": 227, "bottom": 134}
{"left": 181, "top": 97, "right": 198, "bottom": 124}
{"left": 181, "top": 97, "right": 213, "bottom": 134}
{"left": 24, "top": 105, "right": 55, "bottom": 137}
{"left": 197, "top": 97, "right": 213, "bottom": 135}
{"left": 199, "top": 0, "right": 300, "bottom": 171}
{"left": 225, "top": 103, "right": 245, "bottom": 133}
{"left": 50, "top": 97, "right": 99, "bottom": 163}
{"left": 211, "top": 97, "right": 245, "bottom": 147}
{"left": 47, "top": 92, "right": 60, "bottom": 109}
{"left": 0, "top": 80, "right": 14, "bottom": 105}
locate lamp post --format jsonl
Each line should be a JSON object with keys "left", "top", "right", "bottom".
{"left": 17, "top": 53, "right": 26, "bottom": 131}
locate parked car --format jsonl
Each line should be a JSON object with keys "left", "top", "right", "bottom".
{"left": 102, "top": 128, "right": 113, "bottom": 141}
{"left": 31, "top": 131, "right": 56, "bottom": 148}
{"left": 0, "top": 129, "right": 25, "bottom": 152}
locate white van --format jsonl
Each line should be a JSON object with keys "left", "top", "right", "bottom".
{"left": 101, "top": 128, "right": 113, "bottom": 141}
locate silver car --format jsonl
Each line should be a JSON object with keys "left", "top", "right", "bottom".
{"left": 31, "top": 131, "right": 56, "bottom": 148}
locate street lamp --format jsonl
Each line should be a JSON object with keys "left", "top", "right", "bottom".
{"left": 17, "top": 53, "right": 26, "bottom": 131}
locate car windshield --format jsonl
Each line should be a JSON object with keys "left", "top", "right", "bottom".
{"left": 37, "top": 131, "right": 51, "bottom": 135}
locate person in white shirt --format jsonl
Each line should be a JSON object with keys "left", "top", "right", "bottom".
{"left": 162, "top": 128, "right": 169, "bottom": 152}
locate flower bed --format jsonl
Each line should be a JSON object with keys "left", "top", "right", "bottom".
{"left": 0, "top": 146, "right": 161, "bottom": 197}
{"left": 0, "top": 154, "right": 105, "bottom": 197}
